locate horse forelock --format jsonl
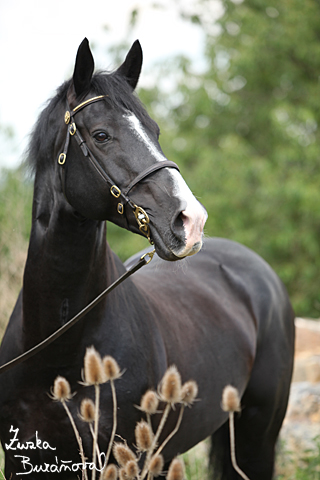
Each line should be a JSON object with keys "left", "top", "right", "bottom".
{"left": 25, "top": 71, "right": 159, "bottom": 175}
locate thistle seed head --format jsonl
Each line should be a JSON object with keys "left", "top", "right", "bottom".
{"left": 135, "top": 420, "right": 153, "bottom": 452}
{"left": 140, "top": 390, "right": 159, "bottom": 415}
{"left": 113, "top": 442, "right": 136, "bottom": 467}
{"left": 160, "top": 365, "right": 182, "bottom": 405}
{"left": 221, "top": 385, "right": 241, "bottom": 412}
{"left": 103, "top": 356, "right": 121, "bottom": 381}
{"left": 84, "top": 346, "right": 105, "bottom": 385}
{"left": 100, "top": 463, "right": 118, "bottom": 480}
{"left": 80, "top": 398, "right": 95, "bottom": 423}
{"left": 52, "top": 376, "right": 72, "bottom": 402}
{"left": 166, "top": 457, "right": 185, "bottom": 480}
{"left": 124, "top": 460, "right": 139, "bottom": 480}
{"left": 118, "top": 468, "right": 127, "bottom": 480}
{"left": 181, "top": 381, "right": 198, "bottom": 406}
{"left": 149, "top": 454, "right": 164, "bottom": 477}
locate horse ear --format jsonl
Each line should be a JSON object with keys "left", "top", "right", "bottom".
{"left": 72, "top": 38, "right": 95, "bottom": 97}
{"left": 116, "top": 40, "right": 143, "bottom": 90}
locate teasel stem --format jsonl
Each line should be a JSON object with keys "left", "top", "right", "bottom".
{"left": 62, "top": 399, "right": 88, "bottom": 480}
{"left": 146, "top": 412, "right": 152, "bottom": 431}
{"left": 92, "top": 384, "right": 100, "bottom": 480}
{"left": 140, "top": 403, "right": 171, "bottom": 480}
{"left": 154, "top": 404, "right": 185, "bottom": 458}
{"left": 88, "top": 424, "right": 103, "bottom": 470}
{"left": 104, "top": 379, "right": 118, "bottom": 467}
{"left": 229, "top": 412, "right": 251, "bottom": 480}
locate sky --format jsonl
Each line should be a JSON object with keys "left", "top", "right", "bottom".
{"left": 0, "top": 0, "right": 221, "bottom": 169}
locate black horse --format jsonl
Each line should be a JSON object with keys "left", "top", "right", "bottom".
{"left": 0, "top": 39, "right": 294, "bottom": 479}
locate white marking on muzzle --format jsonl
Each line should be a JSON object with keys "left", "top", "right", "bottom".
{"left": 124, "top": 113, "right": 207, "bottom": 256}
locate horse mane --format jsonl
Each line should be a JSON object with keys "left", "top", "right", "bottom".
{"left": 26, "top": 71, "right": 160, "bottom": 175}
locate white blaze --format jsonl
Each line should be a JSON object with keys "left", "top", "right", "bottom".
{"left": 124, "top": 113, "right": 207, "bottom": 256}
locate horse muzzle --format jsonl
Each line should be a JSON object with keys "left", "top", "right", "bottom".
{"left": 172, "top": 205, "right": 208, "bottom": 258}
{"left": 150, "top": 200, "right": 207, "bottom": 261}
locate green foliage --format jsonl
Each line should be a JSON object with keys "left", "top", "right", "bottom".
{"left": 294, "top": 436, "right": 320, "bottom": 480}
{"left": 137, "top": 0, "right": 320, "bottom": 317}
{"left": 0, "top": 167, "right": 32, "bottom": 245}
{"left": 276, "top": 436, "right": 320, "bottom": 480}
{"left": 183, "top": 441, "right": 210, "bottom": 480}
{"left": 0, "top": 168, "right": 32, "bottom": 337}
{"left": 0, "top": 447, "right": 4, "bottom": 480}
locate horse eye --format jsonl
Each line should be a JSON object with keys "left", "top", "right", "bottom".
{"left": 94, "top": 132, "right": 110, "bottom": 143}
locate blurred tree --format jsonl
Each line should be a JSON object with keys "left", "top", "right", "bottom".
{"left": 136, "top": 0, "right": 320, "bottom": 317}
{"left": 0, "top": 168, "right": 32, "bottom": 336}
{"left": 2, "top": 0, "right": 320, "bottom": 327}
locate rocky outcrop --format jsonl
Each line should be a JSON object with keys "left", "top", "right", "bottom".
{"left": 280, "top": 318, "right": 320, "bottom": 453}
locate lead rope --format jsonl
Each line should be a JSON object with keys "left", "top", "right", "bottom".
{"left": 0, "top": 249, "right": 154, "bottom": 375}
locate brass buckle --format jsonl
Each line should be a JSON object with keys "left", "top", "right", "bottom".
{"left": 134, "top": 205, "right": 150, "bottom": 227}
{"left": 133, "top": 204, "right": 152, "bottom": 242}
{"left": 110, "top": 185, "right": 121, "bottom": 198}
{"left": 141, "top": 248, "right": 155, "bottom": 264}
{"left": 117, "top": 203, "right": 124, "bottom": 214}
{"left": 58, "top": 153, "right": 66, "bottom": 165}
{"left": 69, "top": 123, "right": 76, "bottom": 136}
{"left": 64, "top": 111, "right": 71, "bottom": 124}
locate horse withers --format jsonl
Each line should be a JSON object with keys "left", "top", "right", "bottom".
{"left": 0, "top": 39, "right": 295, "bottom": 479}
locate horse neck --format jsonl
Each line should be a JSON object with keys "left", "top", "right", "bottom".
{"left": 22, "top": 168, "right": 120, "bottom": 350}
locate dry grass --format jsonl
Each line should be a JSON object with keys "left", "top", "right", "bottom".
{"left": 0, "top": 168, "right": 31, "bottom": 340}
{"left": 0, "top": 448, "right": 4, "bottom": 480}
{"left": 0, "top": 236, "right": 27, "bottom": 339}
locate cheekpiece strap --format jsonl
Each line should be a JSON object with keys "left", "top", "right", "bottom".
{"left": 57, "top": 94, "right": 181, "bottom": 243}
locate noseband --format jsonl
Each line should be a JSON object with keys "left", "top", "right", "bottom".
{"left": 58, "top": 95, "right": 180, "bottom": 243}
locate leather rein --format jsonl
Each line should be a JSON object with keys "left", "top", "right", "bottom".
{"left": 0, "top": 95, "right": 179, "bottom": 375}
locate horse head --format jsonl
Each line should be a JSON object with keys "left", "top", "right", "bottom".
{"left": 54, "top": 38, "right": 207, "bottom": 261}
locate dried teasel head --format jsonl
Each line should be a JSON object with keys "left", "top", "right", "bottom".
{"left": 52, "top": 376, "right": 72, "bottom": 402}
{"left": 118, "top": 467, "right": 127, "bottom": 480}
{"left": 149, "top": 454, "right": 164, "bottom": 477}
{"left": 159, "top": 365, "right": 182, "bottom": 405}
{"left": 80, "top": 398, "right": 95, "bottom": 423}
{"left": 181, "top": 380, "right": 198, "bottom": 406}
{"left": 166, "top": 457, "right": 185, "bottom": 480}
{"left": 100, "top": 463, "right": 118, "bottom": 480}
{"left": 139, "top": 390, "right": 159, "bottom": 415}
{"left": 221, "top": 385, "right": 241, "bottom": 413}
{"left": 102, "top": 355, "right": 122, "bottom": 381}
{"left": 135, "top": 420, "right": 153, "bottom": 452}
{"left": 124, "top": 459, "right": 139, "bottom": 480}
{"left": 83, "top": 346, "right": 105, "bottom": 385}
{"left": 113, "top": 442, "right": 136, "bottom": 467}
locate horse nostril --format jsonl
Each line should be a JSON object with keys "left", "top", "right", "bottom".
{"left": 174, "top": 212, "right": 184, "bottom": 230}
{"left": 172, "top": 212, "right": 188, "bottom": 242}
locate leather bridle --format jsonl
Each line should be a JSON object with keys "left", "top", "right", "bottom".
{"left": 0, "top": 95, "right": 181, "bottom": 375}
{"left": 57, "top": 94, "right": 180, "bottom": 243}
